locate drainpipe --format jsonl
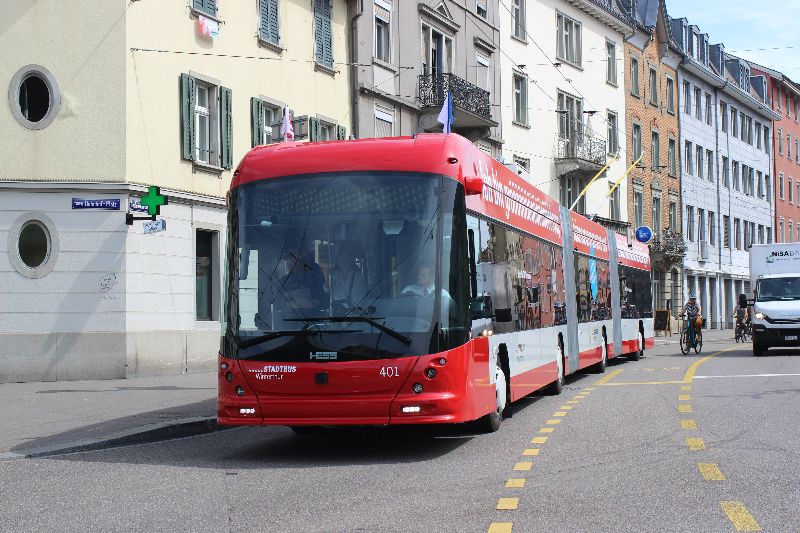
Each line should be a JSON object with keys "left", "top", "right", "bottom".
{"left": 348, "top": 0, "right": 363, "bottom": 139}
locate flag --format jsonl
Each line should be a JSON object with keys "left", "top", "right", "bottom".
{"left": 197, "top": 15, "right": 219, "bottom": 38}
{"left": 437, "top": 90, "right": 454, "bottom": 134}
{"left": 280, "top": 107, "right": 294, "bottom": 142}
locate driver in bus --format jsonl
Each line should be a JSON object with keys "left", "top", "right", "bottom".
{"left": 330, "top": 247, "right": 367, "bottom": 312}
{"left": 402, "top": 265, "right": 451, "bottom": 300}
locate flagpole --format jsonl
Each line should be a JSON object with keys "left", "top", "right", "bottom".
{"left": 588, "top": 152, "right": 645, "bottom": 221}
{"left": 568, "top": 153, "right": 619, "bottom": 212}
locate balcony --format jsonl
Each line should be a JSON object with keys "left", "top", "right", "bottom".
{"left": 418, "top": 73, "right": 496, "bottom": 134}
{"left": 649, "top": 229, "right": 687, "bottom": 259}
{"left": 554, "top": 132, "right": 607, "bottom": 175}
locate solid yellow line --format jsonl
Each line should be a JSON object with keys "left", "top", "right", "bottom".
{"left": 522, "top": 448, "right": 540, "bottom": 456}
{"left": 681, "top": 419, "right": 697, "bottom": 430}
{"left": 683, "top": 347, "right": 738, "bottom": 384}
{"left": 546, "top": 419, "right": 561, "bottom": 424}
{"left": 505, "top": 478, "right": 525, "bottom": 488}
{"left": 678, "top": 404, "right": 693, "bottom": 413}
{"left": 686, "top": 437, "right": 706, "bottom": 451}
{"left": 602, "top": 380, "right": 685, "bottom": 386}
{"left": 593, "top": 369, "right": 623, "bottom": 386}
{"left": 497, "top": 497, "right": 519, "bottom": 510}
{"left": 721, "top": 501, "right": 762, "bottom": 531}
{"left": 530, "top": 436, "right": 548, "bottom": 444}
{"left": 679, "top": 394, "right": 691, "bottom": 401}
{"left": 513, "top": 461, "right": 532, "bottom": 471}
{"left": 698, "top": 463, "right": 725, "bottom": 481}
{"left": 539, "top": 427, "right": 555, "bottom": 433}
{"left": 488, "top": 522, "right": 513, "bottom": 533}
{"left": 553, "top": 412, "right": 567, "bottom": 417}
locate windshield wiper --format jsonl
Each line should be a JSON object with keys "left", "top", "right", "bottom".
{"left": 286, "top": 316, "right": 413, "bottom": 345}
{"left": 236, "top": 329, "right": 360, "bottom": 348}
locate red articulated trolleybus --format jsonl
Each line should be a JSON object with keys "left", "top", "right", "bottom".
{"left": 218, "top": 134, "right": 654, "bottom": 432}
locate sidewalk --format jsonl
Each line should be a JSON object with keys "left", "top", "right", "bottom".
{"left": 0, "top": 371, "right": 220, "bottom": 459}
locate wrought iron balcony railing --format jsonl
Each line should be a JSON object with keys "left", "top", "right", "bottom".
{"left": 649, "top": 229, "right": 687, "bottom": 257}
{"left": 418, "top": 73, "right": 491, "bottom": 121}
{"left": 555, "top": 132, "right": 607, "bottom": 166}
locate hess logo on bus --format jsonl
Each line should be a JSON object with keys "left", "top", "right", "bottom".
{"left": 310, "top": 351, "right": 337, "bottom": 360}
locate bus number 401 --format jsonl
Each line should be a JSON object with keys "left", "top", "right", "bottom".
{"left": 380, "top": 366, "right": 399, "bottom": 377}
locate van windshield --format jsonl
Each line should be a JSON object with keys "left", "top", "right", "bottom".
{"left": 757, "top": 277, "right": 800, "bottom": 301}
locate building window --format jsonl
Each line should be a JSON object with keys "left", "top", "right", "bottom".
{"left": 422, "top": 25, "right": 453, "bottom": 76}
{"left": 606, "top": 41, "right": 617, "bottom": 85}
{"left": 780, "top": 172, "right": 785, "bottom": 200}
{"left": 609, "top": 182, "right": 620, "bottom": 220}
{"left": 476, "top": 53, "right": 489, "bottom": 91}
{"left": 709, "top": 212, "right": 716, "bottom": 246}
{"left": 757, "top": 171, "right": 763, "bottom": 198}
{"left": 651, "top": 130, "right": 660, "bottom": 170}
{"left": 250, "top": 98, "right": 281, "bottom": 147}
{"left": 742, "top": 165, "right": 749, "bottom": 195}
{"left": 196, "top": 229, "right": 218, "bottom": 321}
{"left": 652, "top": 195, "right": 662, "bottom": 234}
{"left": 513, "top": 155, "right": 530, "bottom": 171}
{"left": 632, "top": 122, "right": 642, "bottom": 160}
{"left": 791, "top": 178, "right": 795, "bottom": 204}
{"left": 607, "top": 111, "right": 618, "bottom": 155}
{"left": 9, "top": 65, "right": 61, "bottom": 130}
{"left": 758, "top": 224, "right": 764, "bottom": 244}
{"left": 706, "top": 149, "right": 713, "bottom": 182}
{"left": 374, "top": 105, "right": 394, "bottom": 137}
{"left": 634, "top": 189, "right": 644, "bottom": 228}
{"left": 698, "top": 209, "right": 706, "bottom": 242}
{"left": 669, "top": 198, "right": 677, "bottom": 231}
{"left": 192, "top": 0, "right": 217, "bottom": 17}
{"left": 747, "top": 116, "right": 753, "bottom": 144}
{"left": 723, "top": 215, "right": 730, "bottom": 248}
{"left": 181, "top": 73, "right": 233, "bottom": 170}
{"left": 258, "top": 0, "right": 281, "bottom": 46}
{"left": 476, "top": 0, "right": 487, "bottom": 18}
{"left": 780, "top": 219, "right": 785, "bottom": 243}
{"left": 513, "top": 73, "right": 528, "bottom": 125}
{"left": 683, "top": 81, "right": 691, "bottom": 115}
{"left": 720, "top": 101, "right": 728, "bottom": 132}
{"left": 740, "top": 112, "right": 746, "bottom": 141}
{"left": 314, "top": 0, "right": 334, "bottom": 68}
{"left": 685, "top": 141, "right": 693, "bottom": 175}
{"left": 666, "top": 76, "right": 675, "bottom": 113}
{"left": 722, "top": 156, "right": 729, "bottom": 188}
{"left": 556, "top": 12, "right": 581, "bottom": 67}
{"left": 668, "top": 136, "right": 677, "bottom": 176}
{"left": 733, "top": 161, "right": 740, "bottom": 191}
{"left": 796, "top": 139, "right": 800, "bottom": 163}
{"left": 696, "top": 145, "right": 703, "bottom": 179}
{"left": 687, "top": 205, "right": 695, "bottom": 242}
{"left": 694, "top": 87, "right": 701, "bottom": 120}
{"left": 630, "top": 56, "right": 640, "bottom": 97}
{"left": 374, "top": 0, "right": 391, "bottom": 62}
{"left": 788, "top": 134, "right": 793, "bottom": 160}
{"left": 734, "top": 218, "right": 741, "bottom": 250}
{"left": 756, "top": 121, "right": 762, "bottom": 149}
{"left": 649, "top": 67, "right": 658, "bottom": 106}
{"left": 705, "top": 93, "right": 712, "bottom": 125}
{"left": 766, "top": 175, "right": 772, "bottom": 202}
{"left": 557, "top": 90, "right": 583, "bottom": 141}
{"left": 512, "top": 0, "right": 525, "bottom": 40}
{"left": 731, "top": 107, "right": 738, "bottom": 136}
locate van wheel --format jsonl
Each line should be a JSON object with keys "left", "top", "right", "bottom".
{"left": 753, "top": 340, "right": 765, "bottom": 357}
{"left": 476, "top": 364, "right": 507, "bottom": 433}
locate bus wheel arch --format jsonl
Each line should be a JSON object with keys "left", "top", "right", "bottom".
{"left": 475, "top": 344, "right": 509, "bottom": 432}
{"left": 547, "top": 334, "right": 566, "bottom": 395}
{"left": 594, "top": 326, "right": 608, "bottom": 373}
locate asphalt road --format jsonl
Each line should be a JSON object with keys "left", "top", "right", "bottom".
{"left": 2, "top": 335, "right": 799, "bottom": 532}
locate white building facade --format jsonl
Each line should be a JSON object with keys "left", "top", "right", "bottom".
{"left": 500, "top": 0, "right": 633, "bottom": 230}
{"left": 670, "top": 18, "right": 778, "bottom": 329}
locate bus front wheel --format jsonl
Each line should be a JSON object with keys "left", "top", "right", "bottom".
{"left": 476, "top": 364, "right": 507, "bottom": 433}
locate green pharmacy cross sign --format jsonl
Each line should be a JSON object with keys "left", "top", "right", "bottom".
{"left": 126, "top": 186, "right": 169, "bottom": 225}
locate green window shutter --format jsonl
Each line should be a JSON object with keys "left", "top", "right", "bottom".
{"left": 309, "top": 117, "right": 320, "bottom": 142}
{"left": 337, "top": 125, "right": 346, "bottom": 140}
{"left": 220, "top": 86, "right": 233, "bottom": 169}
{"left": 259, "top": 0, "right": 280, "bottom": 44}
{"left": 251, "top": 97, "right": 264, "bottom": 148}
{"left": 194, "top": 0, "right": 216, "bottom": 16}
{"left": 181, "top": 73, "right": 196, "bottom": 161}
{"left": 314, "top": 0, "right": 332, "bottom": 67}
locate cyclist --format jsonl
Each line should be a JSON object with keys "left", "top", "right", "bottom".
{"left": 683, "top": 293, "right": 702, "bottom": 350}
{"left": 733, "top": 293, "right": 750, "bottom": 339}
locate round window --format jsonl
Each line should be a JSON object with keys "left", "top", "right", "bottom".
{"left": 8, "top": 65, "right": 61, "bottom": 130}
{"left": 18, "top": 221, "right": 50, "bottom": 268}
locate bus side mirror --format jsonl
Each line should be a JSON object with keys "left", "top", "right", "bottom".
{"left": 464, "top": 176, "right": 484, "bottom": 196}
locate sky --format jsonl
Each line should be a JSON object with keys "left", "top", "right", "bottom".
{"left": 666, "top": 0, "right": 800, "bottom": 79}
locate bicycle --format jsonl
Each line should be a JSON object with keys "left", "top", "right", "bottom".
{"left": 680, "top": 316, "right": 703, "bottom": 355}
{"left": 734, "top": 320, "right": 750, "bottom": 343}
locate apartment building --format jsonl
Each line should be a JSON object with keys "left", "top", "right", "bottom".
{"left": 350, "top": 0, "right": 501, "bottom": 154}
{"left": 749, "top": 64, "right": 800, "bottom": 243}
{"left": 499, "top": 0, "right": 633, "bottom": 231}
{"left": 1, "top": 0, "right": 351, "bottom": 382}
{"left": 622, "top": 0, "right": 684, "bottom": 324}
{"left": 670, "top": 17, "right": 779, "bottom": 329}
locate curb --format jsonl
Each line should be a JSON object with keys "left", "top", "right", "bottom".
{"left": 0, "top": 416, "right": 230, "bottom": 460}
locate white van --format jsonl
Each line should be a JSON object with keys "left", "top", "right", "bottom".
{"left": 749, "top": 243, "right": 800, "bottom": 356}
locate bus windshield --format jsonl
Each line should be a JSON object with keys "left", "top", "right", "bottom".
{"left": 222, "top": 171, "right": 468, "bottom": 362}
{"left": 757, "top": 277, "right": 800, "bottom": 302}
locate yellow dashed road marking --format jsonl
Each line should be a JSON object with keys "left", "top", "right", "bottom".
{"left": 560, "top": 405, "right": 573, "bottom": 410}
{"left": 539, "top": 427, "right": 554, "bottom": 433}
{"left": 681, "top": 385, "right": 692, "bottom": 391}
{"left": 721, "top": 501, "right": 762, "bottom": 531}
{"left": 488, "top": 522, "right": 513, "bottom": 533}
{"left": 513, "top": 462, "right": 532, "bottom": 471}
{"left": 678, "top": 404, "right": 693, "bottom": 413}
{"left": 584, "top": 387, "right": 596, "bottom": 391}
{"left": 553, "top": 411, "right": 567, "bottom": 417}
{"left": 698, "top": 463, "right": 725, "bottom": 481}
{"left": 530, "top": 437, "right": 548, "bottom": 444}
{"left": 522, "top": 448, "right": 540, "bottom": 456}
{"left": 686, "top": 437, "right": 706, "bottom": 451}
{"left": 497, "top": 498, "right": 518, "bottom": 510}
{"left": 505, "top": 478, "right": 525, "bottom": 488}
{"left": 546, "top": 419, "right": 561, "bottom": 425}
{"left": 566, "top": 400, "right": 580, "bottom": 404}
{"left": 679, "top": 394, "right": 691, "bottom": 401}
{"left": 681, "top": 419, "right": 697, "bottom": 430}
{"left": 573, "top": 395, "right": 587, "bottom": 399}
